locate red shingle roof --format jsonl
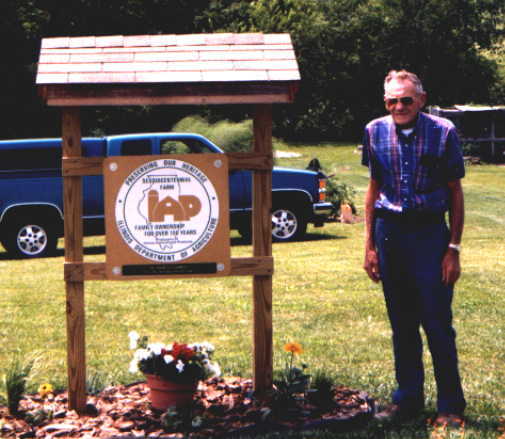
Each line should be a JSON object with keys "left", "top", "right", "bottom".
{"left": 36, "top": 33, "right": 300, "bottom": 85}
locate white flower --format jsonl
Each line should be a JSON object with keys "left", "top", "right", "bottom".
{"left": 134, "top": 348, "right": 151, "bottom": 361}
{"left": 128, "top": 358, "right": 139, "bottom": 374}
{"left": 128, "top": 331, "right": 140, "bottom": 350}
{"left": 201, "top": 342, "right": 215, "bottom": 353}
{"left": 163, "top": 354, "right": 174, "bottom": 364}
{"left": 192, "top": 416, "right": 203, "bottom": 428}
{"left": 148, "top": 342, "right": 165, "bottom": 355}
{"left": 207, "top": 361, "right": 221, "bottom": 377}
{"left": 175, "top": 360, "right": 185, "bottom": 373}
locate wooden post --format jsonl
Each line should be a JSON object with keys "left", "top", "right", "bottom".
{"left": 62, "top": 107, "right": 87, "bottom": 412}
{"left": 252, "top": 104, "right": 273, "bottom": 393}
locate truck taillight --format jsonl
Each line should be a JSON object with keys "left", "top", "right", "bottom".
{"left": 318, "top": 179, "right": 326, "bottom": 202}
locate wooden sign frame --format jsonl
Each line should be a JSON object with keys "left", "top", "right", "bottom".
{"left": 103, "top": 154, "right": 230, "bottom": 279}
{"left": 61, "top": 105, "right": 274, "bottom": 413}
{"left": 37, "top": 33, "right": 300, "bottom": 411}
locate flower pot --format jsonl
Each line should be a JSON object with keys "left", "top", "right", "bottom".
{"left": 145, "top": 374, "right": 198, "bottom": 410}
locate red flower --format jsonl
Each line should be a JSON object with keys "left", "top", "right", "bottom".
{"left": 171, "top": 342, "right": 195, "bottom": 361}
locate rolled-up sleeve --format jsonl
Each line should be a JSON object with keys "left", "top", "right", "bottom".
{"left": 361, "top": 128, "right": 380, "bottom": 180}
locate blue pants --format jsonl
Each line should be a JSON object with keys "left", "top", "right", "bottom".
{"left": 375, "top": 216, "right": 466, "bottom": 414}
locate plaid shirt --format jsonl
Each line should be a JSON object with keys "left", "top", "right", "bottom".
{"left": 362, "top": 112, "right": 465, "bottom": 213}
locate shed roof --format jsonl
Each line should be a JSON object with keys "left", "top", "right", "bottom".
{"left": 441, "top": 105, "right": 505, "bottom": 113}
{"left": 37, "top": 33, "right": 300, "bottom": 106}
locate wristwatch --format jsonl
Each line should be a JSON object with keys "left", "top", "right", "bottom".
{"left": 448, "top": 243, "right": 461, "bottom": 252}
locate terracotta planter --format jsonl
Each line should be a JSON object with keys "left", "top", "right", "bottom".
{"left": 145, "top": 374, "right": 198, "bottom": 410}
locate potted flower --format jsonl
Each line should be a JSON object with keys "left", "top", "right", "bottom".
{"left": 128, "top": 331, "right": 220, "bottom": 410}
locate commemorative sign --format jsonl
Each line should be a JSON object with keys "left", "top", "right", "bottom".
{"left": 103, "top": 154, "right": 230, "bottom": 279}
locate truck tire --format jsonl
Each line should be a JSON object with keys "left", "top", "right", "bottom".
{"left": 271, "top": 205, "right": 307, "bottom": 242}
{"left": 2, "top": 217, "right": 58, "bottom": 258}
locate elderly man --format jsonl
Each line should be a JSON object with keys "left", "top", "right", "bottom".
{"left": 362, "top": 70, "right": 466, "bottom": 425}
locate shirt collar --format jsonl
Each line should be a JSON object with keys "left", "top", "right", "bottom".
{"left": 394, "top": 112, "right": 424, "bottom": 139}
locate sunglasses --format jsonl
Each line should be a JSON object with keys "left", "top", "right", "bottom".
{"left": 385, "top": 97, "right": 414, "bottom": 106}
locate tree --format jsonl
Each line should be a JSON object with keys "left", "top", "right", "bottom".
{"left": 197, "top": 0, "right": 505, "bottom": 140}
{"left": 1, "top": 0, "right": 504, "bottom": 140}
{"left": 0, "top": 0, "right": 212, "bottom": 139}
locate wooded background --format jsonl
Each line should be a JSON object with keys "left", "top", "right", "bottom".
{"left": 1, "top": 0, "right": 504, "bottom": 141}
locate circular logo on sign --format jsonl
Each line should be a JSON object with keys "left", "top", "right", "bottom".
{"left": 115, "top": 159, "right": 219, "bottom": 263}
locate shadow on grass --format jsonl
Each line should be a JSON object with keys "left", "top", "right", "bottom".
{"left": 348, "top": 416, "right": 430, "bottom": 439}
{"left": 343, "top": 412, "right": 501, "bottom": 439}
{"left": 0, "top": 232, "right": 345, "bottom": 260}
{"left": 298, "top": 231, "right": 346, "bottom": 242}
{"left": 0, "top": 245, "right": 107, "bottom": 260}
{"left": 231, "top": 231, "right": 345, "bottom": 246}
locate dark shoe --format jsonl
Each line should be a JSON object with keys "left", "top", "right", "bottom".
{"left": 432, "top": 412, "right": 465, "bottom": 429}
{"left": 374, "top": 403, "right": 421, "bottom": 423}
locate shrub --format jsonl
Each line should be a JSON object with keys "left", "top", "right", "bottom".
{"left": 172, "top": 115, "right": 212, "bottom": 138}
{"left": 173, "top": 116, "right": 252, "bottom": 153}
{"left": 173, "top": 115, "right": 279, "bottom": 154}
{"left": 326, "top": 175, "right": 357, "bottom": 217}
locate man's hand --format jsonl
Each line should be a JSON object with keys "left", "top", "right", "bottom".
{"left": 363, "top": 179, "right": 380, "bottom": 283}
{"left": 444, "top": 179, "right": 464, "bottom": 286}
{"left": 364, "top": 248, "right": 381, "bottom": 283}
{"left": 442, "top": 249, "right": 461, "bottom": 285}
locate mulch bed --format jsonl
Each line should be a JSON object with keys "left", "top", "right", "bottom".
{"left": 0, "top": 377, "right": 374, "bottom": 438}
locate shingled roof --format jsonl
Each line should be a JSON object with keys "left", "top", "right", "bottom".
{"left": 36, "top": 33, "right": 300, "bottom": 106}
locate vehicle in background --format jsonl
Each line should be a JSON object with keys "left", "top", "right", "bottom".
{"left": 0, "top": 133, "right": 332, "bottom": 258}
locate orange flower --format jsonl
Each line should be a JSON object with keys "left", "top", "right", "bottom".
{"left": 284, "top": 342, "right": 303, "bottom": 355}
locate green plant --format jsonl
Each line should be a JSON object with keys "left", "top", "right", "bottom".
{"left": 128, "top": 332, "right": 220, "bottom": 384}
{"left": 160, "top": 405, "right": 206, "bottom": 433}
{"left": 280, "top": 343, "right": 310, "bottom": 394}
{"left": 325, "top": 174, "right": 357, "bottom": 217}
{"left": 172, "top": 115, "right": 279, "bottom": 155}
{"left": 161, "top": 405, "right": 188, "bottom": 431}
{"left": 161, "top": 141, "right": 192, "bottom": 155}
{"left": 24, "top": 407, "right": 54, "bottom": 426}
{"left": 86, "top": 370, "right": 114, "bottom": 396}
{"left": 173, "top": 116, "right": 253, "bottom": 153}
{"left": 307, "top": 370, "right": 336, "bottom": 410}
{"left": 3, "top": 356, "right": 36, "bottom": 416}
{"left": 269, "top": 343, "right": 310, "bottom": 418}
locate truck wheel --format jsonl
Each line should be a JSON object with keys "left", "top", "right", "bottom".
{"left": 271, "top": 205, "right": 307, "bottom": 242}
{"left": 2, "top": 218, "right": 58, "bottom": 258}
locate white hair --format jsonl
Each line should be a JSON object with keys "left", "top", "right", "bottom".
{"left": 384, "top": 70, "right": 424, "bottom": 95}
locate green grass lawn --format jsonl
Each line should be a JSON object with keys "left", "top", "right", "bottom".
{"left": 1, "top": 144, "right": 505, "bottom": 438}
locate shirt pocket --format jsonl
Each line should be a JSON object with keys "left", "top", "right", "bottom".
{"left": 416, "top": 153, "right": 444, "bottom": 193}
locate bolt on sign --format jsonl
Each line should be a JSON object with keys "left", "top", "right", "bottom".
{"left": 103, "top": 154, "right": 230, "bottom": 279}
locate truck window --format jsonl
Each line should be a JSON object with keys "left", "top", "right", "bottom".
{"left": 120, "top": 139, "right": 152, "bottom": 155}
{"left": 161, "top": 141, "right": 191, "bottom": 154}
{"left": 0, "top": 147, "right": 61, "bottom": 170}
{"left": 161, "top": 139, "right": 213, "bottom": 154}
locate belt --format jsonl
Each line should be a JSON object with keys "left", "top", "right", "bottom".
{"left": 375, "top": 208, "right": 445, "bottom": 224}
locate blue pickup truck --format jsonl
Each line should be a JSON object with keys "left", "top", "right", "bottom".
{"left": 0, "top": 133, "right": 332, "bottom": 258}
